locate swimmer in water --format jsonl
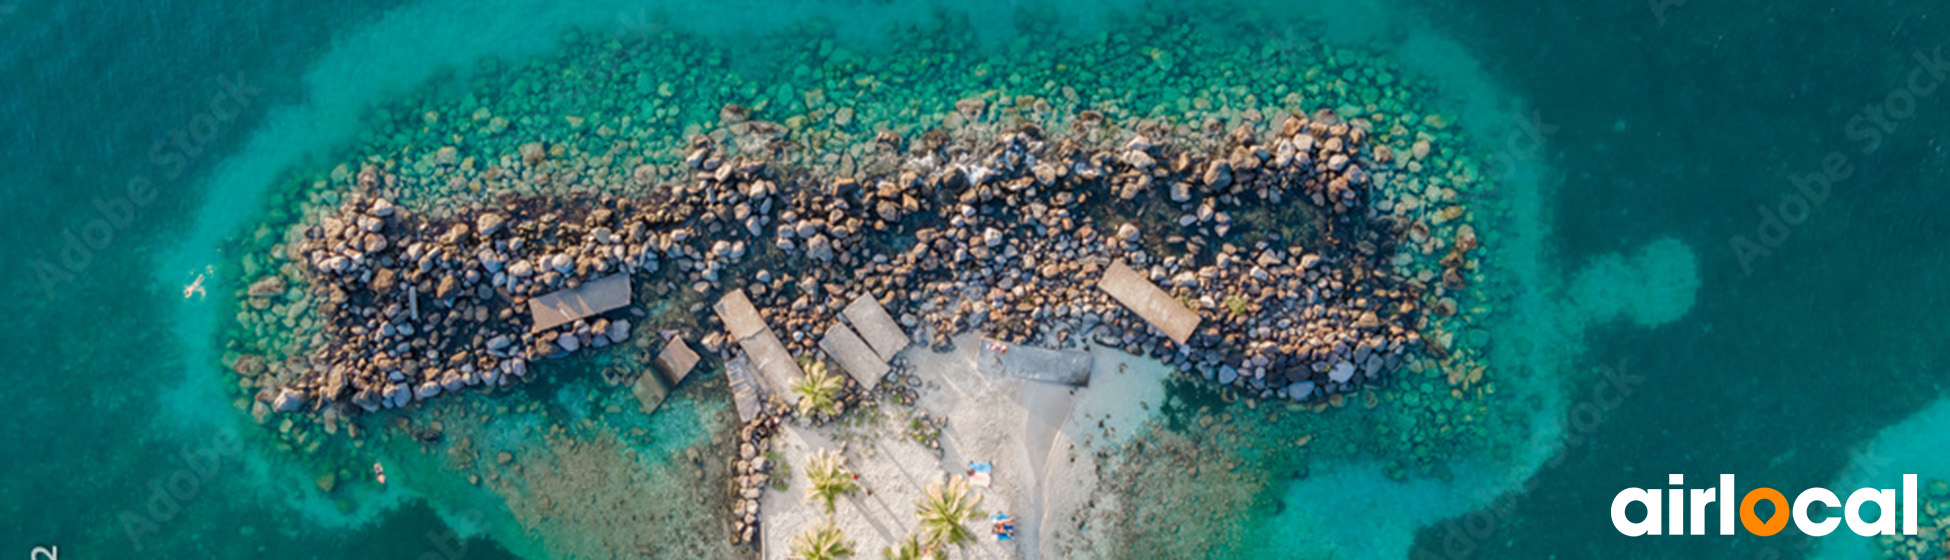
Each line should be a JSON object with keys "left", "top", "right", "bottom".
{"left": 182, "top": 272, "right": 206, "bottom": 300}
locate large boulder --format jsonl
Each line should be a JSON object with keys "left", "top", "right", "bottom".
{"left": 248, "top": 276, "right": 286, "bottom": 298}
{"left": 806, "top": 234, "right": 835, "bottom": 261}
{"left": 476, "top": 213, "right": 507, "bottom": 237}
{"left": 272, "top": 388, "right": 305, "bottom": 412}
{"left": 607, "top": 319, "right": 631, "bottom": 343}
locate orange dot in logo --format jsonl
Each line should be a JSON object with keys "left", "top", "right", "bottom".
{"left": 1740, "top": 488, "right": 1790, "bottom": 536}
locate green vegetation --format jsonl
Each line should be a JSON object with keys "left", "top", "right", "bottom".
{"left": 803, "top": 448, "right": 861, "bottom": 514}
{"left": 768, "top": 449, "right": 792, "bottom": 492}
{"left": 792, "top": 360, "right": 846, "bottom": 418}
{"left": 789, "top": 521, "right": 855, "bottom": 560}
{"left": 913, "top": 475, "right": 985, "bottom": 555}
{"left": 1223, "top": 295, "right": 1251, "bottom": 316}
{"left": 880, "top": 534, "right": 924, "bottom": 560}
{"left": 903, "top": 415, "right": 942, "bottom": 448}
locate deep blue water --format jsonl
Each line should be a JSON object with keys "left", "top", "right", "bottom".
{"left": 1404, "top": 2, "right": 1950, "bottom": 557}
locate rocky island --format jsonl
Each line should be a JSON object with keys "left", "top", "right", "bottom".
{"left": 217, "top": 17, "right": 1503, "bottom": 558}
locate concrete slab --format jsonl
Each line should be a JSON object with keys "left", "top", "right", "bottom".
{"left": 655, "top": 337, "right": 701, "bottom": 386}
{"left": 1097, "top": 261, "right": 1201, "bottom": 344}
{"left": 724, "top": 357, "right": 762, "bottom": 423}
{"left": 842, "top": 295, "right": 911, "bottom": 360}
{"left": 977, "top": 338, "right": 1093, "bottom": 387}
{"left": 529, "top": 273, "right": 633, "bottom": 332}
{"left": 715, "top": 288, "right": 803, "bottom": 395}
{"left": 819, "top": 323, "right": 886, "bottom": 390}
{"left": 714, "top": 288, "right": 769, "bottom": 340}
{"left": 737, "top": 329, "right": 801, "bottom": 396}
{"left": 632, "top": 371, "right": 671, "bottom": 415}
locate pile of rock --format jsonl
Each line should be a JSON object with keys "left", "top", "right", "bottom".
{"left": 728, "top": 405, "right": 785, "bottom": 544}
{"left": 256, "top": 186, "right": 682, "bottom": 414}
{"left": 250, "top": 94, "right": 1473, "bottom": 415}
{"left": 710, "top": 105, "right": 1429, "bottom": 402}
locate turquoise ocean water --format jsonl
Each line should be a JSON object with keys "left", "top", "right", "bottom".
{"left": 3, "top": 0, "right": 1949, "bottom": 558}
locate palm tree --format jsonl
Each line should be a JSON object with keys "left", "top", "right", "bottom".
{"left": 913, "top": 474, "right": 985, "bottom": 555}
{"left": 789, "top": 521, "right": 855, "bottom": 560}
{"left": 792, "top": 360, "right": 845, "bottom": 418}
{"left": 881, "top": 534, "right": 924, "bottom": 560}
{"left": 803, "top": 448, "right": 861, "bottom": 514}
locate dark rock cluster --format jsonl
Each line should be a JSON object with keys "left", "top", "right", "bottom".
{"left": 249, "top": 101, "right": 1467, "bottom": 415}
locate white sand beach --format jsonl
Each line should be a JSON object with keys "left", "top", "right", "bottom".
{"left": 759, "top": 333, "right": 1170, "bottom": 559}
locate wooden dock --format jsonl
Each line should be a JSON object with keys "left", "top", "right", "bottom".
{"left": 1097, "top": 260, "right": 1201, "bottom": 344}
{"left": 655, "top": 336, "right": 701, "bottom": 385}
{"left": 819, "top": 322, "right": 887, "bottom": 390}
{"left": 715, "top": 288, "right": 804, "bottom": 395}
{"left": 842, "top": 295, "right": 911, "bottom": 359}
{"left": 813, "top": 295, "right": 912, "bottom": 390}
{"left": 724, "top": 356, "right": 763, "bottom": 423}
{"left": 636, "top": 336, "right": 702, "bottom": 415}
{"left": 528, "top": 273, "right": 633, "bottom": 332}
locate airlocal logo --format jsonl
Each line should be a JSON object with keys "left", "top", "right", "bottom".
{"left": 1613, "top": 474, "right": 1917, "bottom": 536}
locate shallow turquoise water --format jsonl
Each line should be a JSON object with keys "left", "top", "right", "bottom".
{"left": 4, "top": 0, "right": 1949, "bottom": 558}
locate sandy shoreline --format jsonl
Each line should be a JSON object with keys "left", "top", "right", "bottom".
{"left": 757, "top": 333, "right": 1169, "bottom": 559}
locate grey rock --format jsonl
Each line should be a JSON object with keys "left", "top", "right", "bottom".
{"left": 806, "top": 234, "right": 834, "bottom": 261}
{"left": 476, "top": 213, "right": 507, "bottom": 237}
{"left": 1290, "top": 381, "right": 1316, "bottom": 400}
{"left": 273, "top": 388, "right": 305, "bottom": 412}
{"left": 607, "top": 319, "right": 631, "bottom": 343}
{"left": 1203, "top": 161, "right": 1233, "bottom": 190}
{"left": 1329, "top": 361, "right": 1356, "bottom": 383}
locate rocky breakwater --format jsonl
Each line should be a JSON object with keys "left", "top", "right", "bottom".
{"left": 702, "top": 101, "right": 1442, "bottom": 403}
{"left": 241, "top": 93, "right": 1478, "bottom": 420}
{"left": 249, "top": 176, "right": 694, "bottom": 415}
{"left": 726, "top": 401, "right": 790, "bottom": 545}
